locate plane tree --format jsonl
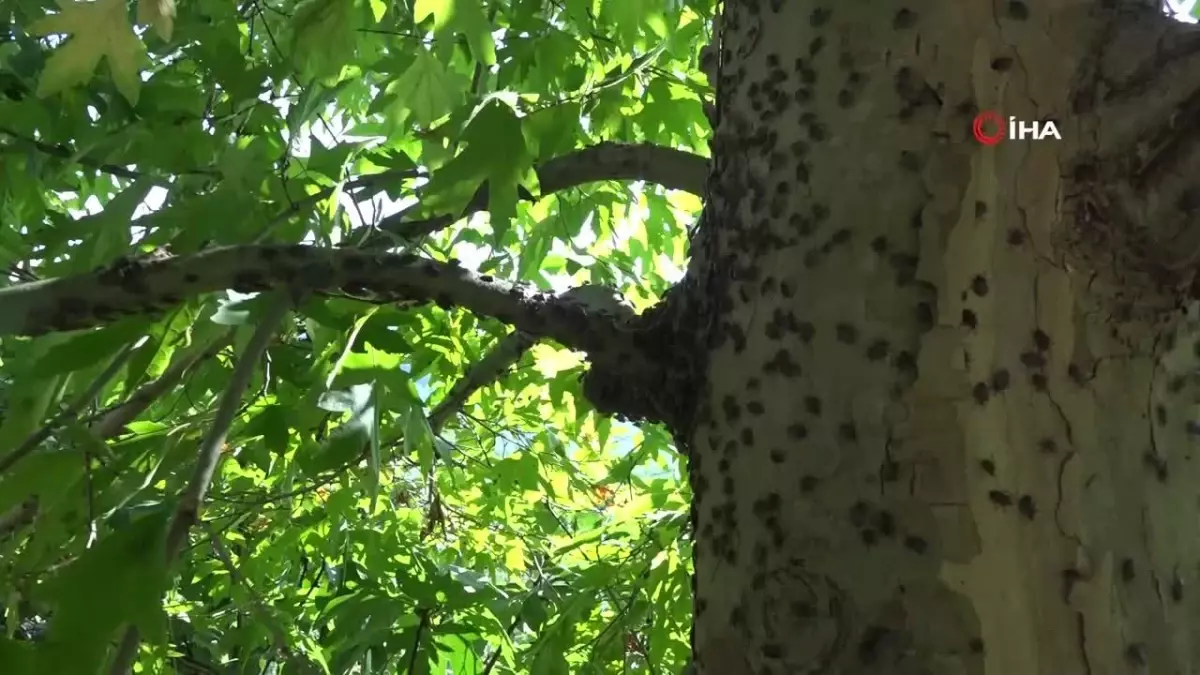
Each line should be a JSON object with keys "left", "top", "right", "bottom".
{"left": 4, "top": 0, "right": 1200, "bottom": 674}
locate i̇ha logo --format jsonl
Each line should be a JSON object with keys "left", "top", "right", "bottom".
{"left": 972, "top": 111, "right": 1062, "bottom": 145}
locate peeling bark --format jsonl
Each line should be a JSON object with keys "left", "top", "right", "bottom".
{"left": 681, "top": 2, "right": 1200, "bottom": 674}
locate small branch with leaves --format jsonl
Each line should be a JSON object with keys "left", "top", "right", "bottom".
{"left": 108, "top": 292, "right": 295, "bottom": 675}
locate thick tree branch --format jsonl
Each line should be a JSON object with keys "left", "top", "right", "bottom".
{"left": 0, "top": 246, "right": 636, "bottom": 358}
{"left": 367, "top": 142, "right": 708, "bottom": 244}
{"left": 0, "top": 245, "right": 700, "bottom": 429}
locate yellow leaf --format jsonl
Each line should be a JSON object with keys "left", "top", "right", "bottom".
{"left": 504, "top": 538, "right": 526, "bottom": 571}
{"left": 530, "top": 344, "right": 583, "bottom": 377}
{"left": 413, "top": 0, "right": 450, "bottom": 29}
{"left": 29, "top": 0, "right": 145, "bottom": 105}
{"left": 137, "top": 0, "right": 176, "bottom": 41}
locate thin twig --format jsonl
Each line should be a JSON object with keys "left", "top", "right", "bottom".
{"left": 0, "top": 331, "right": 235, "bottom": 537}
{"left": 417, "top": 331, "right": 536, "bottom": 540}
{"left": 88, "top": 330, "right": 234, "bottom": 438}
{"left": 205, "top": 520, "right": 317, "bottom": 673}
{"left": 108, "top": 293, "right": 293, "bottom": 675}
{"left": 429, "top": 331, "right": 536, "bottom": 433}
{"left": 0, "top": 126, "right": 218, "bottom": 182}
{"left": 405, "top": 609, "right": 432, "bottom": 675}
{"left": 0, "top": 341, "right": 141, "bottom": 475}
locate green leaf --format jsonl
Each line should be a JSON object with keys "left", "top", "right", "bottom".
{"left": 405, "top": 406, "right": 434, "bottom": 477}
{"left": 450, "top": 1, "right": 496, "bottom": 66}
{"left": 423, "top": 99, "right": 535, "bottom": 240}
{"left": 31, "top": 321, "right": 146, "bottom": 377}
{"left": 289, "top": 0, "right": 357, "bottom": 83}
{"left": 300, "top": 383, "right": 377, "bottom": 474}
{"left": 29, "top": 0, "right": 146, "bottom": 104}
{"left": 386, "top": 49, "right": 465, "bottom": 128}
{"left": 36, "top": 507, "right": 170, "bottom": 670}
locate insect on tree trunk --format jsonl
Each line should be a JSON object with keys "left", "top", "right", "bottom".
{"left": 682, "top": 1, "right": 1200, "bottom": 672}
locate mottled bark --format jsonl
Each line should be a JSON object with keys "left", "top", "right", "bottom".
{"left": 684, "top": 2, "right": 1200, "bottom": 673}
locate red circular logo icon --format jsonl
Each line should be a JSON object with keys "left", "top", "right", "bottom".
{"left": 973, "top": 111, "right": 1004, "bottom": 145}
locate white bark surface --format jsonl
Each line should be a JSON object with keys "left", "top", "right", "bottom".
{"left": 686, "top": 2, "right": 1200, "bottom": 673}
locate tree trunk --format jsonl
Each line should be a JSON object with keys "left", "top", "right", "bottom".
{"left": 685, "top": 2, "right": 1200, "bottom": 673}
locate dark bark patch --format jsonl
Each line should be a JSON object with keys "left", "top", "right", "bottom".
{"left": 875, "top": 511, "right": 895, "bottom": 537}
{"left": 797, "top": 321, "right": 816, "bottom": 343}
{"left": 858, "top": 626, "right": 890, "bottom": 664}
{"left": 892, "top": 8, "right": 916, "bottom": 29}
{"left": 1033, "top": 329, "right": 1051, "bottom": 351}
{"left": 1121, "top": 557, "right": 1135, "bottom": 582}
{"left": 838, "top": 422, "right": 857, "bottom": 442}
{"left": 903, "top": 536, "right": 927, "bottom": 554}
{"left": 971, "top": 275, "right": 989, "bottom": 296}
{"left": 991, "top": 369, "right": 1010, "bottom": 392}
{"left": 915, "top": 302, "right": 933, "bottom": 329}
{"left": 961, "top": 309, "right": 978, "bottom": 329}
{"left": 836, "top": 322, "right": 859, "bottom": 344}
{"left": 881, "top": 460, "right": 899, "bottom": 482}
{"left": 1125, "top": 644, "right": 1147, "bottom": 666}
{"left": 890, "top": 254, "right": 918, "bottom": 285}
{"left": 1143, "top": 451, "right": 1169, "bottom": 482}
{"left": 804, "top": 396, "right": 822, "bottom": 416}
{"left": 866, "top": 339, "right": 889, "bottom": 361}
{"left": 979, "top": 459, "right": 996, "bottom": 475}
{"left": 893, "top": 351, "right": 917, "bottom": 376}
{"left": 1017, "top": 495, "right": 1036, "bottom": 520}
{"left": 1006, "top": 1, "right": 1028, "bottom": 20}
{"left": 849, "top": 501, "right": 870, "bottom": 526}
{"left": 988, "top": 489, "right": 1012, "bottom": 506}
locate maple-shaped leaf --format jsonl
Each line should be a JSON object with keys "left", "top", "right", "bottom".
{"left": 28, "top": 0, "right": 146, "bottom": 105}
{"left": 137, "top": 0, "right": 176, "bottom": 41}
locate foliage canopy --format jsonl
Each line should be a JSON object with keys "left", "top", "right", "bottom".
{"left": 0, "top": 0, "right": 714, "bottom": 671}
